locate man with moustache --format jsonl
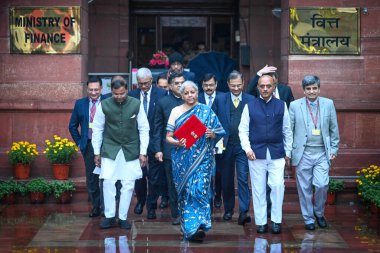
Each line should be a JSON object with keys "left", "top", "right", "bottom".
{"left": 152, "top": 72, "right": 185, "bottom": 225}
{"left": 239, "top": 74, "right": 292, "bottom": 234}
{"left": 69, "top": 76, "right": 109, "bottom": 218}
{"left": 289, "top": 75, "right": 339, "bottom": 230}
{"left": 198, "top": 73, "right": 224, "bottom": 209}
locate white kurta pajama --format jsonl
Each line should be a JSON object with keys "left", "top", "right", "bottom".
{"left": 92, "top": 102, "right": 150, "bottom": 220}
{"left": 239, "top": 97, "right": 292, "bottom": 225}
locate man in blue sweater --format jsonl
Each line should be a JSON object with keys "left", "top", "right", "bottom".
{"left": 239, "top": 74, "right": 292, "bottom": 234}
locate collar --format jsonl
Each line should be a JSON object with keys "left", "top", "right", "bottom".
{"left": 230, "top": 92, "right": 242, "bottom": 102}
{"left": 140, "top": 86, "right": 152, "bottom": 96}
{"left": 259, "top": 95, "right": 273, "bottom": 103}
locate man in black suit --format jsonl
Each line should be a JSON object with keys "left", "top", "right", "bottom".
{"left": 247, "top": 65, "right": 294, "bottom": 215}
{"left": 152, "top": 72, "right": 185, "bottom": 225}
{"left": 212, "top": 71, "right": 254, "bottom": 226}
{"left": 247, "top": 65, "right": 294, "bottom": 108}
{"left": 129, "top": 67, "right": 167, "bottom": 219}
{"left": 198, "top": 73, "right": 223, "bottom": 209}
{"left": 69, "top": 76, "right": 109, "bottom": 218}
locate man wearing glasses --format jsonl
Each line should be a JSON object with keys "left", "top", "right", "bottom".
{"left": 198, "top": 73, "right": 224, "bottom": 210}
{"left": 152, "top": 72, "right": 185, "bottom": 225}
{"left": 129, "top": 68, "right": 167, "bottom": 219}
{"left": 212, "top": 70, "right": 254, "bottom": 226}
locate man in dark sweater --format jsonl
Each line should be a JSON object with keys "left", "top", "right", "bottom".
{"left": 151, "top": 72, "right": 185, "bottom": 225}
{"left": 212, "top": 70, "right": 254, "bottom": 226}
{"left": 239, "top": 74, "right": 292, "bottom": 234}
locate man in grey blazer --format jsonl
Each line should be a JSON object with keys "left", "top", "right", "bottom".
{"left": 289, "top": 75, "right": 340, "bottom": 231}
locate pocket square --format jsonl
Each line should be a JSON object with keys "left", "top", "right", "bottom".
{"left": 130, "top": 114, "right": 136, "bottom": 119}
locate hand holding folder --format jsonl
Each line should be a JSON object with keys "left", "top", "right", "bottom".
{"left": 174, "top": 115, "right": 207, "bottom": 149}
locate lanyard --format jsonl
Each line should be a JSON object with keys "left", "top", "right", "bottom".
{"left": 306, "top": 98, "right": 319, "bottom": 129}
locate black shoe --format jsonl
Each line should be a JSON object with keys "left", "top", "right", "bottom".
{"left": 99, "top": 217, "right": 116, "bottom": 229}
{"left": 118, "top": 219, "right": 132, "bottom": 229}
{"left": 256, "top": 224, "right": 268, "bottom": 233}
{"left": 89, "top": 207, "right": 101, "bottom": 218}
{"left": 271, "top": 222, "right": 282, "bottom": 234}
{"left": 159, "top": 198, "right": 168, "bottom": 209}
{"left": 134, "top": 202, "right": 143, "bottom": 215}
{"left": 315, "top": 215, "right": 327, "bottom": 228}
{"left": 147, "top": 209, "right": 157, "bottom": 219}
{"left": 190, "top": 229, "right": 205, "bottom": 243}
{"left": 223, "top": 211, "right": 233, "bottom": 221}
{"left": 214, "top": 198, "right": 222, "bottom": 208}
{"left": 172, "top": 216, "right": 180, "bottom": 225}
{"left": 237, "top": 212, "right": 251, "bottom": 225}
{"left": 305, "top": 223, "right": 316, "bottom": 231}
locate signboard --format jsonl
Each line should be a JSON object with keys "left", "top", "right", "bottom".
{"left": 9, "top": 7, "right": 81, "bottom": 54}
{"left": 290, "top": 7, "right": 360, "bottom": 55}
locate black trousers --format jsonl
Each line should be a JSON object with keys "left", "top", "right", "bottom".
{"left": 134, "top": 166, "right": 147, "bottom": 207}
{"left": 146, "top": 154, "right": 164, "bottom": 210}
{"left": 83, "top": 140, "right": 101, "bottom": 210}
{"left": 163, "top": 159, "right": 179, "bottom": 218}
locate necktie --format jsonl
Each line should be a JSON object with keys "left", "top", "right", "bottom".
{"left": 208, "top": 96, "right": 213, "bottom": 107}
{"left": 143, "top": 92, "right": 148, "bottom": 115}
{"left": 89, "top": 100, "right": 97, "bottom": 138}
{"left": 233, "top": 97, "right": 239, "bottom": 108}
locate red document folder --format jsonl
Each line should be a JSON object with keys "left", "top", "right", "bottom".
{"left": 174, "top": 114, "right": 207, "bottom": 149}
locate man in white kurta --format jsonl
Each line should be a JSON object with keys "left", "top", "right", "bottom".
{"left": 92, "top": 79, "right": 150, "bottom": 229}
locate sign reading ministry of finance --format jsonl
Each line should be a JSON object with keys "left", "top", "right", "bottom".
{"left": 290, "top": 7, "right": 360, "bottom": 55}
{"left": 9, "top": 7, "right": 80, "bottom": 54}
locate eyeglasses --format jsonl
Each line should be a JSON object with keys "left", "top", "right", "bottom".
{"left": 138, "top": 80, "right": 151, "bottom": 86}
{"left": 203, "top": 83, "right": 216, "bottom": 88}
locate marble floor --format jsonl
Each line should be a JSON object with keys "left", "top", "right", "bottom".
{"left": 0, "top": 197, "right": 379, "bottom": 253}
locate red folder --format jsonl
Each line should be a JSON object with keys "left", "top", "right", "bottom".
{"left": 174, "top": 114, "right": 207, "bottom": 149}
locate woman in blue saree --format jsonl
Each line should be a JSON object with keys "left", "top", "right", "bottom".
{"left": 166, "top": 81, "right": 225, "bottom": 242}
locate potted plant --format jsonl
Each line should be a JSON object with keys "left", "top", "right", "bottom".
{"left": 356, "top": 165, "right": 380, "bottom": 214}
{"left": 43, "top": 135, "right": 79, "bottom": 180}
{"left": 0, "top": 179, "right": 26, "bottom": 204}
{"left": 327, "top": 178, "right": 344, "bottom": 205}
{"left": 25, "top": 178, "right": 51, "bottom": 204}
{"left": 6, "top": 141, "right": 39, "bottom": 179}
{"left": 50, "top": 180, "right": 76, "bottom": 204}
{"left": 148, "top": 50, "right": 169, "bottom": 69}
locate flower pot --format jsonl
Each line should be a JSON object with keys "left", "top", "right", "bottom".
{"left": 14, "top": 163, "right": 30, "bottom": 179}
{"left": 1, "top": 193, "right": 16, "bottom": 204}
{"left": 55, "top": 191, "right": 72, "bottom": 204}
{"left": 326, "top": 192, "right": 337, "bottom": 205}
{"left": 30, "top": 192, "right": 45, "bottom": 204}
{"left": 52, "top": 164, "right": 70, "bottom": 180}
{"left": 370, "top": 202, "right": 380, "bottom": 215}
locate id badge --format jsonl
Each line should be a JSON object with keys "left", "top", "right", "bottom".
{"left": 89, "top": 122, "right": 93, "bottom": 129}
{"left": 312, "top": 129, "right": 321, "bottom": 136}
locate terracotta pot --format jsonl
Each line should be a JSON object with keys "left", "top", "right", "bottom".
{"left": 52, "top": 164, "right": 70, "bottom": 180}
{"left": 370, "top": 202, "right": 379, "bottom": 215}
{"left": 30, "top": 192, "right": 45, "bottom": 204}
{"left": 55, "top": 192, "right": 72, "bottom": 204}
{"left": 14, "top": 163, "right": 30, "bottom": 179}
{"left": 1, "top": 193, "right": 16, "bottom": 204}
{"left": 326, "top": 192, "right": 337, "bottom": 205}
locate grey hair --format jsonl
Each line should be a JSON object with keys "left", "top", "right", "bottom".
{"left": 227, "top": 70, "right": 244, "bottom": 83}
{"left": 136, "top": 67, "right": 152, "bottom": 79}
{"left": 179, "top": 81, "right": 198, "bottom": 94}
{"left": 302, "top": 75, "right": 320, "bottom": 89}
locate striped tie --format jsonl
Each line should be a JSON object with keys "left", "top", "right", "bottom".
{"left": 143, "top": 92, "right": 148, "bottom": 115}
